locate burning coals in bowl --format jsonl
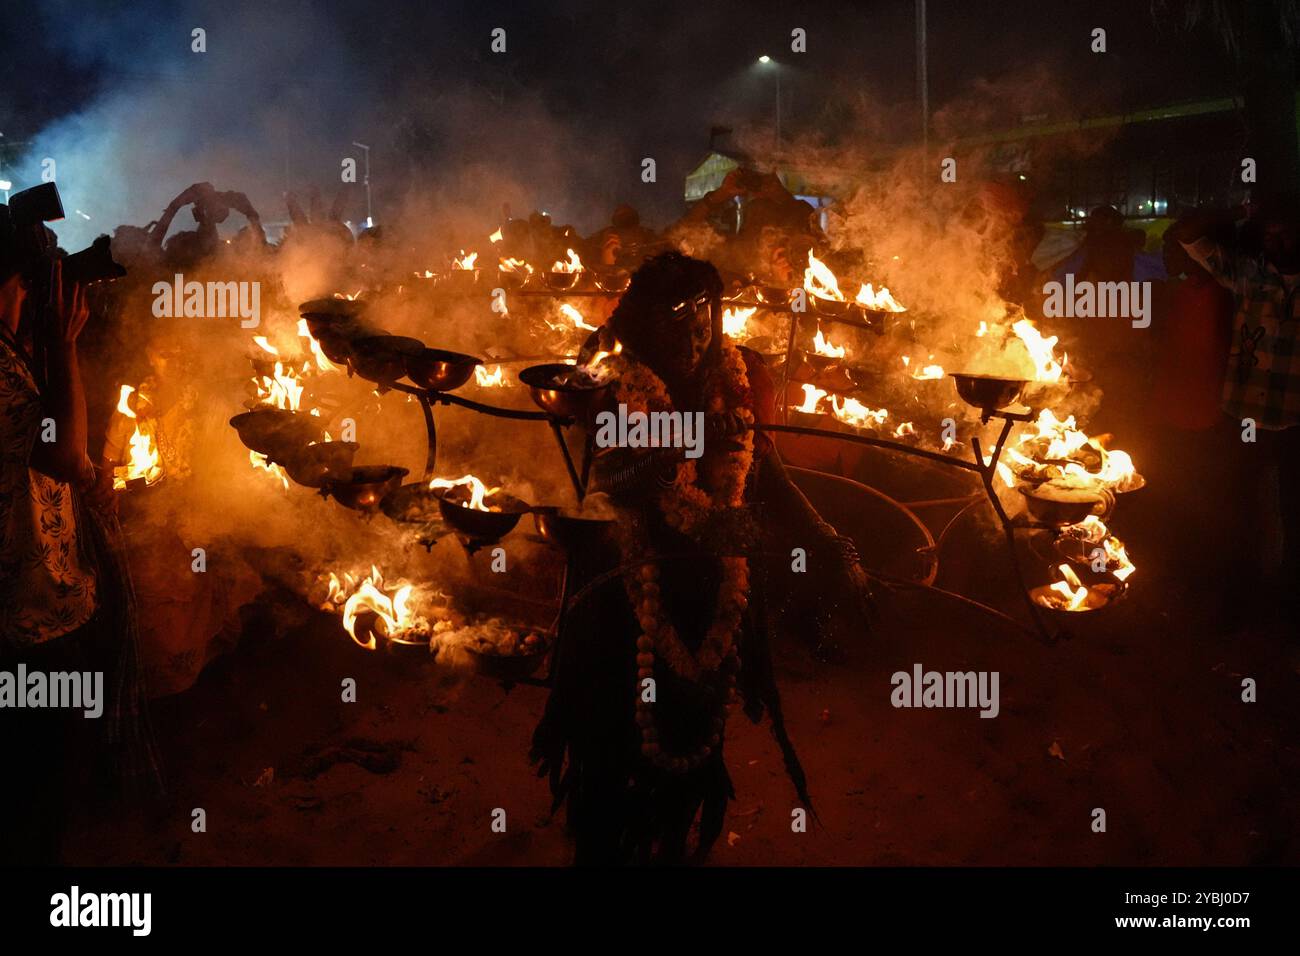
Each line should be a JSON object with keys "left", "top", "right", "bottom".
{"left": 315, "top": 565, "right": 546, "bottom": 670}
{"left": 318, "top": 565, "right": 445, "bottom": 650}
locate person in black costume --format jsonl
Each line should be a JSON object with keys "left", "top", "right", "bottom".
{"left": 531, "top": 252, "right": 871, "bottom": 864}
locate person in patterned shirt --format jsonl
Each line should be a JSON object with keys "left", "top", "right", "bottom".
{"left": 0, "top": 234, "right": 102, "bottom": 863}
{"left": 1174, "top": 195, "right": 1300, "bottom": 625}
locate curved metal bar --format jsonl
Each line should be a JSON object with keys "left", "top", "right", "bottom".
{"left": 417, "top": 392, "right": 437, "bottom": 481}
{"left": 868, "top": 568, "right": 1040, "bottom": 640}
{"left": 782, "top": 465, "right": 939, "bottom": 587}
{"left": 752, "top": 421, "right": 985, "bottom": 474}
{"left": 388, "top": 381, "right": 561, "bottom": 422}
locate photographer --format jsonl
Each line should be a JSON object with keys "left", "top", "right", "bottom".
{"left": 1, "top": 189, "right": 161, "bottom": 863}
{"left": 0, "top": 238, "right": 102, "bottom": 862}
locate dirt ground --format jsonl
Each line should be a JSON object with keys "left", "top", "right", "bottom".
{"left": 65, "top": 528, "right": 1300, "bottom": 866}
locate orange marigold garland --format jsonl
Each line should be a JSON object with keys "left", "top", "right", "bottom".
{"left": 609, "top": 340, "right": 756, "bottom": 772}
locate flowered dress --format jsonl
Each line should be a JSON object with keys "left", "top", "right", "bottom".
{"left": 0, "top": 337, "right": 96, "bottom": 646}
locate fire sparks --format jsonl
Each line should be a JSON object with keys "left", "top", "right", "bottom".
{"left": 429, "top": 474, "right": 502, "bottom": 511}
{"left": 322, "top": 566, "right": 430, "bottom": 650}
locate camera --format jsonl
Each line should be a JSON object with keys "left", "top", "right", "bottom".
{"left": 1, "top": 181, "right": 126, "bottom": 286}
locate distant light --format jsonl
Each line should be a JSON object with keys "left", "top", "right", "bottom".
{"left": 75, "top": 209, "right": 91, "bottom": 220}
{"left": 1017, "top": 174, "right": 1026, "bottom": 181}
{"left": 365, "top": 216, "right": 374, "bottom": 228}
{"left": 758, "top": 55, "right": 771, "bottom": 64}
{"left": 0, "top": 179, "right": 10, "bottom": 191}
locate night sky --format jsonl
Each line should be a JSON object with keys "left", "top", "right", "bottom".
{"left": 0, "top": 0, "right": 1249, "bottom": 240}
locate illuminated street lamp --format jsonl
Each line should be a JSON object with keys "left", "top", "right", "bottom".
{"left": 756, "top": 56, "right": 781, "bottom": 145}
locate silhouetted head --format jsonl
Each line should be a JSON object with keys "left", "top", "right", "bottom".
{"left": 609, "top": 252, "right": 723, "bottom": 391}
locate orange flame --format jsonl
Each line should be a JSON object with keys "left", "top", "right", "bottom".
{"left": 552, "top": 248, "right": 584, "bottom": 273}
{"left": 429, "top": 474, "right": 501, "bottom": 511}
{"left": 804, "top": 251, "right": 845, "bottom": 302}
{"left": 812, "top": 328, "right": 847, "bottom": 358}
{"left": 855, "top": 282, "right": 907, "bottom": 312}
{"left": 723, "top": 306, "right": 757, "bottom": 339}
{"left": 323, "top": 566, "right": 428, "bottom": 650}
{"left": 249, "top": 450, "right": 289, "bottom": 490}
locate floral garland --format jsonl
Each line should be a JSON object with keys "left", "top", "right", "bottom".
{"left": 610, "top": 340, "right": 756, "bottom": 773}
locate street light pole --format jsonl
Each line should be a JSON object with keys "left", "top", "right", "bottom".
{"left": 351, "top": 141, "right": 373, "bottom": 228}
{"left": 916, "top": 0, "right": 929, "bottom": 163}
